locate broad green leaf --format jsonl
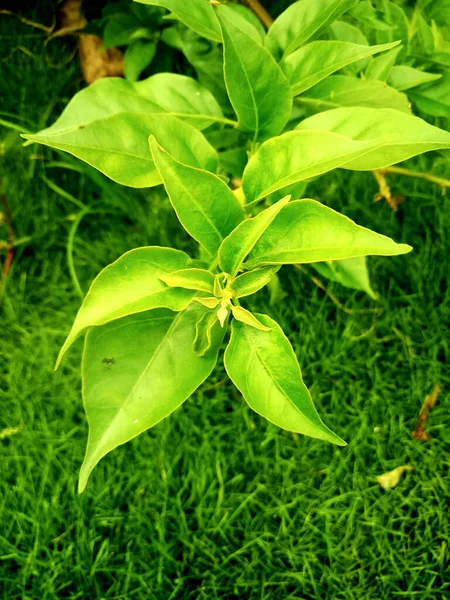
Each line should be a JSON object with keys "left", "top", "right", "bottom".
{"left": 231, "top": 266, "right": 279, "bottom": 298}
{"left": 244, "top": 199, "right": 412, "bottom": 270}
{"left": 217, "top": 5, "right": 292, "bottom": 142}
{"left": 227, "top": 4, "right": 266, "bottom": 42}
{"left": 296, "top": 106, "right": 450, "bottom": 170}
{"left": 57, "top": 247, "right": 194, "bottom": 368}
{"left": 349, "top": 0, "right": 393, "bottom": 32}
{"left": 79, "top": 305, "right": 224, "bottom": 491}
{"left": 388, "top": 66, "right": 442, "bottom": 91}
{"left": 282, "top": 40, "right": 400, "bottom": 96}
{"left": 365, "top": 46, "right": 401, "bottom": 81}
{"left": 159, "top": 268, "right": 215, "bottom": 294}
{"left": 265, "top": 0, "right": 358, "bottom": 61}
{"left": 297, "top": 75, "right": 410, "bottom": 114}
{"left": 28, "top": 78, "right": 162, "bottom": 136}
{"left": 149, "top": 136, "right": 244, "bottom": 256}
{"left": 134, "top": 0, "right": 221, "bottom": 42}
{"left": 219, "top": 197, "right": 290, "bottom": 276}
{"left": 162, "top": 26, "right": 229, "bottom": 111}
{"left": 231, "top": 306, "right": 271, "bottom": 331}
{"left": 24, "top": 113, "right": 218, "bottom": 188}
{"left": 193, "top": 309, "right": 220, "bottom": 356}
{"left": 242, "top": 130, "right": 376, "bottom": 202}
{"left": 312, "top": 257, "right": 376, "bottom": 299}
{"left": 224, "top": 315, "right": 345, "bottom": 444}
{"left": 134, "top": 73, "right": 227, "bottom": 129}
{"left": 329, "top": 21, "right": 370, "bottom": 73}
{"left": 124, "top": 39, "right": 158, "bottom": 82}
{"left": 411, "top": 10, "right": 435, "bottom": 55}
{"left": 409, "top": 72, "right": 450, "bottom": 117}
{"left": 376, "top": 0, "right": 409, "bottom": 55}
{"left": 103, "top": 14, "right": 141, "bottom": 48}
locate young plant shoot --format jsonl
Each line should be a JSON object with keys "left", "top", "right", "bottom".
{"left": 23, "top": 0, "right": 450, "bottom": 490}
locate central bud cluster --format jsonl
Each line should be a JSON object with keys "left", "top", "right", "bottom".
{"left": 213, "top": 273, "right": 234, "bottom": 327}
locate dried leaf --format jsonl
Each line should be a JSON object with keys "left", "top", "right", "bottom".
{"left": 376, "top": 465, "right": 414, "bottom": 490}
{"left": 412, "top": 383, "right": 440, "bottom": 441}
{"left": 0, "top": 424, "right": 24, "bottom": 440}
{"left": 79, "top": 34, "right": 124, "bottom": 84}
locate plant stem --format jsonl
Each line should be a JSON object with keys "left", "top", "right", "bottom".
{"left": 67, "top": 207, "right": 91, "bottom": 298}
{"left": 1, "top": 190, "right": 14, "bottom": 279}
{"left": 381, "top": 166, "right": 450, "bottom": 190}
{"left": 243, "top": 0, "right": 274, "bottom": 28}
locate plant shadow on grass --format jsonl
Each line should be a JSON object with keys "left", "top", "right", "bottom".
{"left": 0, "top": 5, "right": 449, "bottom": 599}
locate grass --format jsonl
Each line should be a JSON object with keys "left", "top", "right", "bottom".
{"left": 1, "top": 6, "right": 450, "bottom": 599}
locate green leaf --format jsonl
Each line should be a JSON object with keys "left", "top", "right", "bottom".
{"left": 159, "top": 268, "right": 215, "bottom": 294}
{"left": 149, "top": 135, "right": 244, "bottom": 256}
{"left": 217, "top": 5, "right": 292, "bottom": 142}
{"left": 231, "top": 266, "right": 280, "bottom": 298}
{"left": 226, "top": 4, "right": 266, "bottom": 42}
{"left": 194, "top": 297, "right": 220, "bottom": 309}
{"left": 103, "top": 14, "right": 141, "bottom": 48}
{"left": 409, "top": 72, "right": 450, "bottom": 117}
{"left": 24, "top": 113, "right": 218, "bottom": 188}
{"left": 376, "top": 0, "right": 410, "bottom": 55}
{"left": 26, "top": 78, "right": 162, "bottom": 135}
{"left": 57, "top": 247, "right": 194, "bottom": 368}
{"left": 282, "top": 40, "right": 400, "bottom": 96}
{"left": 219, "top": 197, "right": 290, "bottom": 276}
{"left": 329, "top": 21, "right": 370, "bottom": 73}
{"left": 224, "top": 315, "right": 345, "bottom": 444}
{"left": 124, "top": 39, "right": 158, "bottom": 82}
{"left": 296, "top": 106, "right": 450, "bottom": 170}
{"left": 242, "top": 130, "right": 374, "bottom": 202}
{"left": 388, "top": 66, "right": 442, "bottom": 91}
{"left": 244, "top": 199, "right": 412, "bottom": 270}
{"left": 134, "top": 0, "right": 221, "bottom": 42}
{"left": 265, "top": 0, "right": 358, "bottom": 61}
{"left": 134, "top": 73, "right": 227, "bottom": 129}
{"left": 365, "top": 46, "right": 401, "bottom": 81}
{"left": 231, "top": 306, "right": 271, "bottom": 331}
{"left": 298, "top": 75, "right": 410, "bottom": 114}
{"left": 79, "top": 304, "right": 224, "bottom": 492}
{"left": 193, "top": 309, "right": 220, "bottom": 356}
{"left": 311, "top": 257, "right": 376, "bottom": 299}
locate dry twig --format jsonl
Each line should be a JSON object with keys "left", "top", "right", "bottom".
{"left": 412, "top": 384, "right": 440, "bottom": 441}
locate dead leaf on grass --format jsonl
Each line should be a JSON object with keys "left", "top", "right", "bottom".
{"left": 376, "top": 465, "right": 414, "bottom": 490}
{"left": 412, "top": 383, "right": 440, "bottom": 441}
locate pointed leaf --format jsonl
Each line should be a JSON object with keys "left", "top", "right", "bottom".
{"left": 159, "top": 268, "right": 215, "bottom": 294}
{"left": 124, "top": 39, "right": 158, "bottom": 82}
{"left": 217, "top": 5, "right": 292, "bottom": 142}
{"left": 312, "top": 257, "right": 376, "bottom": 299}
{"left": 265, "top": 0, "right": 358, "bottom": 61}
{"left": 135, "top": 0, "right": 221, "bottom": 41}
{"left": 231, "top": 306, "right": 271, "bottom": 331}
{"left": 388, "top": 66, "right": 442, "bottom": 91}
{"left": 134, "top": 73, "right": 227, "bottom": 129}
{"left": 193, "top": 309, "right": 219, "bottom": 356}
{"left": 219, "top": 197, "right": 290, "bottom": 276}
{"left": 282, "top": 40, "right": 400, "bottom": 96}
{"left": 79, "top": 305, "right": 224, "bottom": 491}
{"left": 150, "top": 135, "right": 244, "bottom": 256}
{"left": 224, "top": 315, "right": 345, "bottom": 444}
{"left": 296, "top": 106, "right": 450, "bottom": 170}
{"left": 365, "top": 46, "right": 401, "bottom": 81}
{"left": 194, "top": 297, "right": 220, "bottom": 309}
{"left": 242, "top": 131, "right": 376, "bottom": 202}
{"left": 24, "top": 113, "right": 218, "bottom": 188}
{"left": 57, "top": 247, "right": 194, "bottom": 368}
{"left": 244, "top": 199, "right": 412, "bottom": 269}
{"left": 231, "top": 266, "right": 280, "bottom": 298}
{"left": 298, "top": 75, "right": 410, "bottom": 114}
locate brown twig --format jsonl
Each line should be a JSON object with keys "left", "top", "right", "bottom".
{"left": 412, "top": 384, "right": 440, "bottom": 441}
{"left": 1, "top": 190, "right": 14, "bottom": 279}
{"left": 0, "top": 9, "right": 53, "bottom": 33}
{"left": 243, "top": 0, "right": 274, "bottom": 28}
{"left": 372, "top": 169, "right": 405, "bottom": 211}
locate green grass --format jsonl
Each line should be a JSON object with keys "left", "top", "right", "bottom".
{"left": 1, "top": 7, "right": 450, "bottom": 600}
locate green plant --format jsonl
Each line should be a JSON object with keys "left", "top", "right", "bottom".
{"left": 23, "top": 0, "right": 450, "bottom": 491}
